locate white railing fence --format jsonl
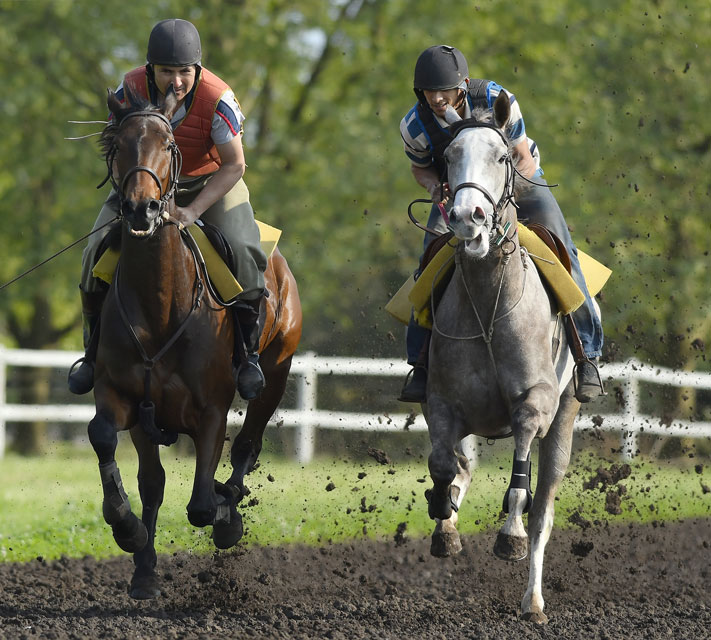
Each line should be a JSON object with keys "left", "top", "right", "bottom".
{"left": 0, "top": 346, "right": 710, "bottom": 463}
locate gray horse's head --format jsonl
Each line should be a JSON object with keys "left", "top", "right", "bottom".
{"left": 443, "top": 93, "right": 513, "bottom": 258}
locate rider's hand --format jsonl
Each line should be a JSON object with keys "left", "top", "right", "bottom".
{"left": 427, "top": 182, "right": 450, "bottom": 204}
{"left": 169, "top": 205, "right": 200, "bottom": 229}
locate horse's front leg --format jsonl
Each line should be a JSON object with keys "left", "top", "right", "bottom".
{"left": 425, "top": 396, "right": 465, "bottom": 524}
{"left": 430, "top": 443, "right": 471, "bottom": 557}
{"left": 88, "top": 410, "right": 148, "bottom": 554}
{"left": 127, "top": 426, "right": 165, "bottom": 600}
{"left": 520, "top": 385, "right": 578, "bottom": 624}
{"left": 495, "top": 383, "right": 557, "bottom": 563}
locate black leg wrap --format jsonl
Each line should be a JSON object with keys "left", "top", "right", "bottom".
{"left": 502, "top": 455, "right": 533, "bottom": 514}
{"left": 425, "top": 485, "right": 459, "bottom": 521}
{"left": 99, "top": 461, "right": 132, "bottom": 525}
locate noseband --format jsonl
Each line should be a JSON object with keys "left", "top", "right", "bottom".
{"left": 103, "top": 110, "right": 183, "bottom": 219}
{"left": 446, "top": 121, "right": 517, "bottom": 229}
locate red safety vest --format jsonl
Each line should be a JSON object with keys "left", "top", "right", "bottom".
{"left": 122, "top": 66, "right": 233, "bottom": 176}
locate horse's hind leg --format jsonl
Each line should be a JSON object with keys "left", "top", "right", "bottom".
{"left": 520, "top": 385, "right": 578, "bottom": 624}
{"left": 227, "top": 356, "right": 293, "bottom": 501}
{"left": 185, "top": 408, "right": 243, "bottom": 550}
{"left": 430, "top": 444, "right": 471, "bottom": 557}
{"left": 127, "top": 427, "right": 166, "bottom": 600}
{"left": 495, "top": 383, "right": 557, "bottom": 563}
{"left": 88, "top": 412, "right": 148, "bottom": 554}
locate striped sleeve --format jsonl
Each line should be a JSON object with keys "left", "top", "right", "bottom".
{"left": 399, "top": 106, "right": 433, "bottom": 167}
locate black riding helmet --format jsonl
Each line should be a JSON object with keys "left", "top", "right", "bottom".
{"left": 413, "top": 45, "right": 469, "bottom": 104}
{"left": 147, "top": 18, "right": 202, "bottom": 66}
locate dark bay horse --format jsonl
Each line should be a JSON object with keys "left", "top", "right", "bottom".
{"left": 422, "top": 96, "right": 595, "bottom": 623}
{"left": 89, "top": 87, "right": 301, "bottom": 599}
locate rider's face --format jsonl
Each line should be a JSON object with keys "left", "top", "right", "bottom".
{"left": 152, "top": 65, "right": 197, "bottom": 103}
{"left": 423, "top": 88, "right": 463, "bottom": 117}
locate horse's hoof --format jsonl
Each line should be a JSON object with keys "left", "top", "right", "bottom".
{"left": 130, "top": 573, "right": 161, "bottom": 600}
{"left": 493, "top": 532, "right": 528, "bottom": 561}
{"left": 112, "top": 515, "right": 148, "bottom": 553}
{"left": 212, "top": 510, "right": 244, "bottom": 550}
{"left": 521, "top": 609, "right": 548, "bottom": 625}
{"left": 430, "top": 529, "right": 462, "bottom": 558}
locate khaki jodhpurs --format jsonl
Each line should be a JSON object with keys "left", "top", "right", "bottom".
{"left": 80, "top": 177, "right": 267, "bottom": 300}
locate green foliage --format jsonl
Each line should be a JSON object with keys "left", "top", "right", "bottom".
{"left": 0, "top": 0, "right": 708, "bottom": 374}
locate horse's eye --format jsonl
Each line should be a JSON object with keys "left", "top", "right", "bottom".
{"left": 498, "top": 154, "right": 508, "bottom": 164}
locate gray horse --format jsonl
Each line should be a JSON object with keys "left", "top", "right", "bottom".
{"left": 423, "top": 94, "right": 593, "bottom": 623}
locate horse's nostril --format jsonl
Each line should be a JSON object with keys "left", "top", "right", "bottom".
{"left": 471, "top": 206, "right": 486, "bottom": 225}
{"left": 147, "top": 199, "right": 161, "bottom": 214}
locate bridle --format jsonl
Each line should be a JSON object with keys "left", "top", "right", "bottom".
{"left": 102, "top": 110, "right": 183, "bottom": 221}
{"left": 446, "top": 120, "right": 517, "bottom": 233}
{"left": 407, "top": 120, "right": 518, "bottom": 246}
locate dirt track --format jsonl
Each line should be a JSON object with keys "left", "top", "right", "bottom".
{"left": 0, "top": 518, "right": 709, "bottom": 639}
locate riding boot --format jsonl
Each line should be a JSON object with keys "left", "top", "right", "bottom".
{"left": 575, "top": 357, "right": 604, "bottom": 403}
{"left": 68, "top": 287, "right": 107, "bottom": 395}
{"left": 398, "top": 331, "right": 431, "bottom": 403}
{"left": 232, "top": 296, "right": 266, "bottom": 401}
{"left": 564, "top": 314, "right": 604, "bottom": 403}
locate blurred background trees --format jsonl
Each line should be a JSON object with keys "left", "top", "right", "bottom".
{"left": 0, "top": 0, "right": 708, "bottom": 452}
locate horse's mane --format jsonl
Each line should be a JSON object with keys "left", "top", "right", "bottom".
{"left": 99, "top": 89, "right": 160, "bottom": 160}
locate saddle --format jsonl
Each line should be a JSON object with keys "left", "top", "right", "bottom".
{"left": 385, "top": 223, "right": 611, "bottom": 329}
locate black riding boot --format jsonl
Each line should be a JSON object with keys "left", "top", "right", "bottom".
{"left": 398, "top": 331, "right": 430, "bottom": 403}
{"left": 68, "top": 287, "right": 107, "bottom": 395}
{"left": 232, "top": 296, "right": 266, "bottom": 401}
{"left": 575, "top": 357, "right": 604, "bottom": 403}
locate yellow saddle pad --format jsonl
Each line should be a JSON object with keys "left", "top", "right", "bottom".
{"left": 385, "top": 222, "right": 611, "bottom": 328}
{"left": 93, "top": 220, "right": 281, "bottom": 301}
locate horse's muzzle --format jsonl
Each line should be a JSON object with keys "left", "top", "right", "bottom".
{"left": 450, "top": 205, "right": 487, "bottom": 226}
{"left": 122, "top": 199, "right": 163, "bottom": 237}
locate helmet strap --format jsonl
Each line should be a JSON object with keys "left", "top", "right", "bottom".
{"left": 453, "top": 88, "right": 466, "bottom": 112}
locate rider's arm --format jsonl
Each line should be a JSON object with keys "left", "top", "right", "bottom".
{"left": 411, "top": 163, "right": 447, "bottom": 201}
{"left": 173, "top": 135, "right": 246, "bottom": 226}
{"left": 511, "top": 139, "right": 537, "bottom": 180}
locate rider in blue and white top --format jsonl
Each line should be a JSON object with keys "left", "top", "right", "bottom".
{"left": 397, "top": 45, "right": 603, "bottom": 405}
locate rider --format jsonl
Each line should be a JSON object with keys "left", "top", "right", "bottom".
{"left": 398, "top": 44, "right": 604, "bottom": 404}
{"left": 68, "top": 18, "right": 268, "bottom": 401}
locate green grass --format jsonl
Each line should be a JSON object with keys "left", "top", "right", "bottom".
{"left": 1, "top": 440, "right": 709, "bottom": 563}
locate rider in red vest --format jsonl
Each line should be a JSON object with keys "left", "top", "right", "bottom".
{"left": 69, "top": 19, "right": 268, "bottom": 401}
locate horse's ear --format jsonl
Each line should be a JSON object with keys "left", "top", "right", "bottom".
{"left": 123, "top": 83, "right": 139, "bottom": 108}
{"left": 107, "top": 89, "right": 123, "bottom": 120}
{"left": 493, "top": 91, "right": 510, "bottom": 129}
{"left": 161, "top": 84, "right": 179, "bottom": 121}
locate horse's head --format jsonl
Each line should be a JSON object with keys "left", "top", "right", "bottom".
{"left": 443, "top": 92, "right": 515, "bottom": 259}
{"left": 102, "top": 85, "right": 182, "bottom": 238}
